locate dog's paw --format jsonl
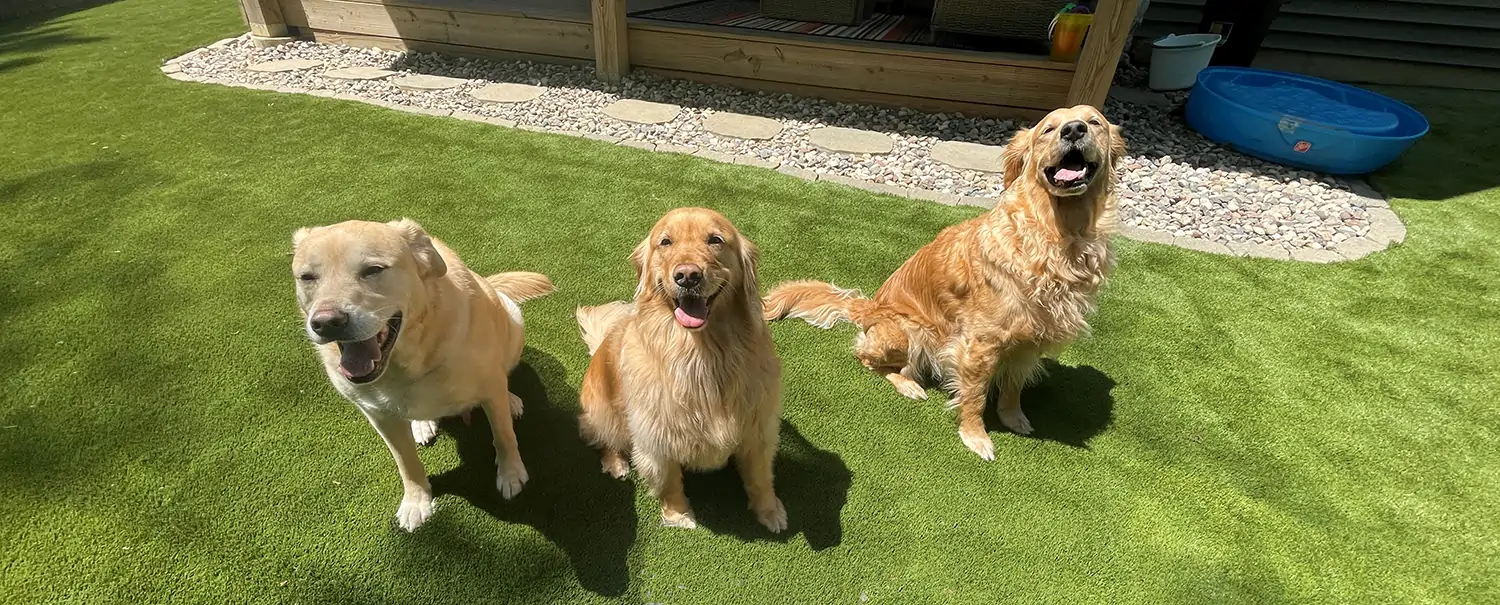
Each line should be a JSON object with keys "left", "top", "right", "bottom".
{"left": 602, "top": 455, "right": 630, "bottom": 479}
{"left": 959, "top": 428, "right": 996, "bottom": 461}
{"left": 508, "top": 392, "right": 524, "bottom": 418}
{"left": 410, "top": 420, "right": 440, "bottom": 446}
{"left": 894, "top": 381, "right": 928, "bottom": 401}
{"left": 395, "top": 493, "right": 434, "bottom": 532}
{"left": 752, "top": 497, "right": 788, "bottom": 533}
{"left": 999, "top": 408, "right": 1034, "bottom": 436}
{"left": 496, "top": 460, "right": 529, "bottom": 500}
{"left": 885, "top": 373, "right": 928, "bottom": 400}
{"left": 660, "top": 509, "right": 698, "bottom": 530}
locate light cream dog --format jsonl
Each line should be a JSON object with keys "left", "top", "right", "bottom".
{"left": 291, "top": 219, "right": 554, "bottom": 531}
{"left": 576, "top": 208, "right": 787, "bottom": 532}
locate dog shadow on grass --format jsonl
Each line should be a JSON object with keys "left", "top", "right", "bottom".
{"left": 679, "top": 420, "right": 852, "bottom": 551}
{"left": 427, "top": 348, "right": 637, "bottom": 597}
{"left": 984, "top": 360, "right": 1116, "bottom": 448}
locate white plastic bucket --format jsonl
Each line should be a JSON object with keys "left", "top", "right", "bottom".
{"left": 1149, "top": 33, "right": 1222, "bottom": 91}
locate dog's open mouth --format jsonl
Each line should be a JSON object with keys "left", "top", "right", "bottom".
{"left": 1044, "top": 149, "right": 1099, "bottom": 191}
{"left": 673, "top": 292, "right": 718, "bottom": 330}
{"left": 337, "top": 313, "right": 402, "bottom": 384}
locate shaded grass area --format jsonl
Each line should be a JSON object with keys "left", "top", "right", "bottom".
{"left": 1, "top": 1, "right": 1497, "bottom": 603}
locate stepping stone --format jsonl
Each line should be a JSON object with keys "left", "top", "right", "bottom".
{"left": 808, "top": 127, "right": 893, "bottom": 154}
{"left": 1332, "top": 236, "right": 1385, "bottom": 260}
{"left": 703, "top": 112, "right": 782, "bottom": 140}
{"left": 602, "top": 99, "right": 680, "bottom": 124}
{"left": 1291, "top": 248, "right": 1342, "bottom": 264}
{"left": 392, "top": 74, "right": 467, "bottom": 91}
{"left": 322, "top": 67, "right": 397, "bottom": 81}
{"left": 930, "top": 141, "right": 1004, "bottom": 172}
{"left": 246, "top": 59, "right": 323, "bottom": 73}
{"left": 471, "top": 83, "right": 545, "bottom": 103}
{"left": 1365, "top": 207, "right": 1406, "bottom": 245}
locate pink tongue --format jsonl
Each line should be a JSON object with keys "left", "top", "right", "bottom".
{"left": 673, "top": 307, "right": 706, "bottom": 329}
{"left": 1054, "top": 167, "right": 1086, "bottom": 182}
{"left": 338, "top": 337, "right": 381, "bottom": 378}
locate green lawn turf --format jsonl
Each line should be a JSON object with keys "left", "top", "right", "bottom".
{"left": 2, "top": 1, "right": 1497, "bottom": 603}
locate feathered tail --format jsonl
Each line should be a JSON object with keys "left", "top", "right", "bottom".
{"left": 575, "top": 301, "right": 634, "bottom": 356}
{"left": 485, "top": 272, "right": 556, "bottom": 303}
{"left": 761, "top": 280, "right": 879, "bottom": 328}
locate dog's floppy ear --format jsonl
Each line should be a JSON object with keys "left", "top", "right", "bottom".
{"left": 292, "top": 227, "right": 315, "bottom": 251}
{"left": 736, "top": 232, "right": 761, "bottom": 306}
{"left": 1108, "top": 123, "right": 1127, "bottom": 170}
{"left": 388, "top": 218, "right": 447, "bottom": 280}
{"left": 1001, "top": 127, "right": 1034, "bottom": 191}
{"left": 631, "top": 235, "right": 654, "bottom": 300}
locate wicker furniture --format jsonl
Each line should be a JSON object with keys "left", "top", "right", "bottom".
{"left": 931, "top": 0, "right": 1060, "bottom": 42}
{"left": 761, "top": 0, "right": 875, "bottom": 26}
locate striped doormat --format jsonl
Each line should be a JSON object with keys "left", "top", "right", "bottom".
{"left": 633, "top": 0, "right": 934, "bottom": 44}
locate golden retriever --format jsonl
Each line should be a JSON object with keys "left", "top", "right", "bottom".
{"left": 764, "top": 105, "right": 1123, "bottom": 460}
{"left": 291, "top": 219, "right": 554, "bottom": 531}
{"left": 576, "top": 208, "right": 786, "bottom": 532}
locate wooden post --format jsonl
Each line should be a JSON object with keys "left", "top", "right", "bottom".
{"left": 592, "top": 0, "right": 629, "bottom": 83}
{"left": 1066, "top": 0, "right": 1141, "bottom": 109}
{"left": 238, "top": 0, "right": 287, "bottom": 38}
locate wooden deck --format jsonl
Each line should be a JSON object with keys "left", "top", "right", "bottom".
{"left": 239, "top": 0, "right": 1138, "bottom": 118}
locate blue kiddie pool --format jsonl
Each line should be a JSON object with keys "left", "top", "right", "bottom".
{"left": 1185, "top": 67, "right": 1428, "bottom": 174}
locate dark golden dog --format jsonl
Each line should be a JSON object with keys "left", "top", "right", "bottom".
{"left": 764, "top": 105, "right": 1124, "bottom": 460}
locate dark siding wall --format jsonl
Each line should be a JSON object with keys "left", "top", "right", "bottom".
{"left": 1136, "top": 0, "right": 1500, "bottom": 90}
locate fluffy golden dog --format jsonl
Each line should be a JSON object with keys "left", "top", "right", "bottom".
{"left": 576, "top": 208, "right": 787, "bottom": 532}
{"left": 764, "top": 105, "right": 1123, "bottom": 460}
{"left": 292, "top": 219, "right": 554, "bottom": 531}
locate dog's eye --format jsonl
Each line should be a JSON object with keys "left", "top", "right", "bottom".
{"left": 1088, "top": 119, "right": 1102, "bottom": 126}
{"left": 1043, "top": 126, "right": 1057, "bottom": 134}
{"left": 360, "top": 265, "right": 387, "bottom": 278}
{"left": 659, "top": 237, "right": 672, "bottom": 247}
{"left": 707, "top": 234, "right": 724, "bottom": 245}
{"left": 298, "top": 273, "right": 318, "bottom": 282}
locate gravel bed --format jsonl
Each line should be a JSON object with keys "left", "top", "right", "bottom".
{"left": 169, "top": 37, "right": 1390, "bottom": 253}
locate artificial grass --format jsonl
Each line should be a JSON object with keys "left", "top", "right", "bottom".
{"left": 1, "top": 1, "right": 1497, "bottom": 603}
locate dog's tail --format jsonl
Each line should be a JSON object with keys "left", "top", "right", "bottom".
{"left": 576, "top": 301, "right": 633, "bottom": 356}
{"left": 762, "top": 280, "right": 879, "bottom": 329}
{"left": 486, "top": 272, "right": 556, "bottom": 303}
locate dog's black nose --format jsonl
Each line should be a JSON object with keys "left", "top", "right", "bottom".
{"left": 673, "top": 264, "right": 703, "bottom": 289}
{"left": 309, "top": 309, "right": 349, "bottom": 337}
{"left": 1060, "top": 120, "right": 1089, "bottom": 142}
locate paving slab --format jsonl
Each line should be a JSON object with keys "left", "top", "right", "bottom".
{"left": 1292, "top": 248, "right": 1342, "bottom": 263}
{"left": 1335, "top": 237, "right": 1386, "bottom": 260}
{"left": 392, "top": 74, "right": 468, "bottom": 91}
{"left": 471, "top": 83, "right": 546, "bottom": 103}
{"left": 808, "top": 127, "right": 893, "bottom": 154}
{"left": 776, "top": 165, "right": 817, "bottom": 181}
{"left": 704, "top": 112, "right": 782, "bottom": 140}
{"left": 603, "top": 99, "right": 681, "bottom": 124}
{"left": 322, "top": 67, "right": 397, "bottom": 80}
{"left": 1365, "top": 208, "right": 1406, "bottom": 245}
{"left": 930, "top": 140, "right": 1004, "bottom": 172}
{"left": 1226, "top": 242, "right": 1292, "bottom": 260}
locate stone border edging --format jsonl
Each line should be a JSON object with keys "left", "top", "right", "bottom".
{"left": 159, "top": 59, "right": 1405, "bottom": 263}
